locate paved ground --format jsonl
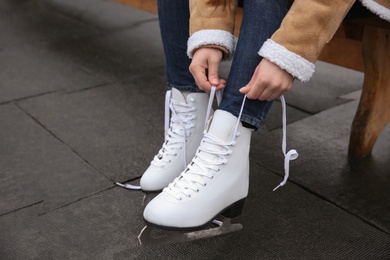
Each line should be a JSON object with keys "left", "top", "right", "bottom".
{"left": 1, "top": 0, "right": 389, "bottom": 259}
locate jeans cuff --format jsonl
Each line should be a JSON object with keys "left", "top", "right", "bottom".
{"left": 167, "top": 84, "right": 203, "bottom": 93}
{"left": 240, "top": 114, "right": 263, "bottom": 130}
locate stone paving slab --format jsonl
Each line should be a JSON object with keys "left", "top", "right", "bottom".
{"left": 1, "top": 163, "right": 388, "bottom": 259}
{"left": 0, "top": 21, "right": 163, "bottom": 104}
{"left": 0, "top": 103, "right": 112, "bottom": 215}
{"left": 17, "top": 70, "right": 167, "bottom": 182}
{"left": 0, "top": 43, "right": 104, "bottom": 104}
{"left": 251, "top": 99, "right": 390, "bottom": 233}
{"left": 0, "top": 0, "right": 100, "bottom": 49}
{"left": 263, "top": 99, "right": 310, "bottom": 131}
{"left": 1, "top": 0, "right": 163, "bottom": 104}
{"left": 284, "top": 61, "right": 364, "bottom": 114}
{"left": 42, "top": 0, "right": 158, "bottom": 31}
{"left": 45, "top": 21, "right": 164, "bottom": 82}
{"left": 0, "top": 206, "right": 56, "bottom": 259}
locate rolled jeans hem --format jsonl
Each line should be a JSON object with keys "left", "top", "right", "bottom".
{"left": 239, "top": 114, "right": 264, "bottom": 130}
{"left": 167, "top": 84, "right": 203, "bottom": 93}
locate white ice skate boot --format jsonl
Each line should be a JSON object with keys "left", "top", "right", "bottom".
{"left": 143, "top": 109, "right": 253, "bottom": 228}
{"left": 140, "top": 88, "right": 210, "bottom": 192}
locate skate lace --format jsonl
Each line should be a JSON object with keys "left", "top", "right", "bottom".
{"left": 151, "top": 90, "right": 195, "bottom": 169}
{"left": 164, "top": 87, "right": 298, "bottom": 200}
{"left": 273, "top": 96, "right": 299, "bottom": 191}
{"left": 165, "top": 132, "right": 238, "bottom": 199}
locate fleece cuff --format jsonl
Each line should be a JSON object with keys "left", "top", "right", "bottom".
{"left": 259, "top": 39, "right": 315, "bottom": 82}
{"left": 360, "top": 0, "right": 390, "bottom": 22}
{"left": 187, "top": 30, "right": 234, "bottom": 60}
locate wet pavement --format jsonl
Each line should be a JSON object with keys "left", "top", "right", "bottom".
{"left": 1, "top": 0, "right": 389, "bottom": 259}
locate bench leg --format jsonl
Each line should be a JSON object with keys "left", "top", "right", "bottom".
{"left": 348, "top": 26, "right": 390, "bottom": 157}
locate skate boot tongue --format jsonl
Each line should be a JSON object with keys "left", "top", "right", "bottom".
{"left": 197, "top": 110, "right": 238, "bottom": 163}
{"left": 208, "top": 110, "right": 237, "bottom": 141}
{"left": 167, "top": 88, "right": 194, "bottom": 135}
{"left": 171, "top": 88, "right": 186, "bottom": 103}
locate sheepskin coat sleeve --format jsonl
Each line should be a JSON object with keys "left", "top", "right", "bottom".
{"left": 187, "top": 0, "right": 238, "bottom": 60}
{"left": 187, "top": 0, "right": 390, "bottom": 82}
{"left": 260, "top": 0, "right": 356, "bottom": 82}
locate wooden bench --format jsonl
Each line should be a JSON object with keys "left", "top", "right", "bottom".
{"left": 115, "top": 0, "right": 390, "bottom": 158}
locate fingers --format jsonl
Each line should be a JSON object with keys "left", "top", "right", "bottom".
{"left": 239, "top": 84, "right": 250, "bottom": 94}
{"left": 189, "top": 47, "right": 224, "bottom": 92}
{"left": 242, "top": 80, "right": 290, "bottom": 101}
{"left": 189, "top": 64, "right": 226, "bottom": 92}
{"left": 240, "top": 59, "right": 294, "bottom": 101}
{"left": 189, "top": 64, "right": 211, "bottom": 91}
{"left": 207, "top": 61, "right": 220, "bottom": 86}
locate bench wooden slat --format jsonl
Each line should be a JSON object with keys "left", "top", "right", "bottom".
{"left": 114, "top": 0, "right": 157, "bottom": 14}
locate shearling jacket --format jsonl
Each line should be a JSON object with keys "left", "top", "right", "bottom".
{"left": 187, "top": 0, "right": 390, "bottom": 82}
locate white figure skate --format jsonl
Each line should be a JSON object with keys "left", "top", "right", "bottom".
{"left": 116, "top": 87, "right": 212, "bottom": 193}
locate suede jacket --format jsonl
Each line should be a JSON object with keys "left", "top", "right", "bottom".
{"left": 187, "top": 0, "right": 390, "bottom": 82}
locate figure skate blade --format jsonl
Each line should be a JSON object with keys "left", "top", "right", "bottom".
{"left": 138, "top": 217, "right": 242, "bottom": 245}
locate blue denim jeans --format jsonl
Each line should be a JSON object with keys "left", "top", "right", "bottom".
{"left": 157, "top": 0, "right": 289, "bottom": 129}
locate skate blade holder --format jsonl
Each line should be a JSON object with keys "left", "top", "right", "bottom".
{"left": 137, "top": 216, "right": 242, "bottom": 245}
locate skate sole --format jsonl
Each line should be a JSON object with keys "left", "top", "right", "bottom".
{"left": 143, "top": 198, "right": 246, "bottom": 231}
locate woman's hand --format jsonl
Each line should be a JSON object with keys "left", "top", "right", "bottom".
{"left": 189, "top": 47, "right": 226, "bottom": 92}
{"left": 240, "top": 58, "right": 294, "bottom": 101}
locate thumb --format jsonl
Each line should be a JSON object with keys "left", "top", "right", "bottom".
{"left": 208, "top": 62, "right": 220, "bottom": 86}
{"left": 239, "top": 84, "right": 251, "bottom": 94}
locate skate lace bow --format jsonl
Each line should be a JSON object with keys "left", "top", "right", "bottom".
{"left": 151, "top": 90, "right": 196, "bottom": 169}
{"left": 273, "top": 96, "right": 299, "bottom": 191}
